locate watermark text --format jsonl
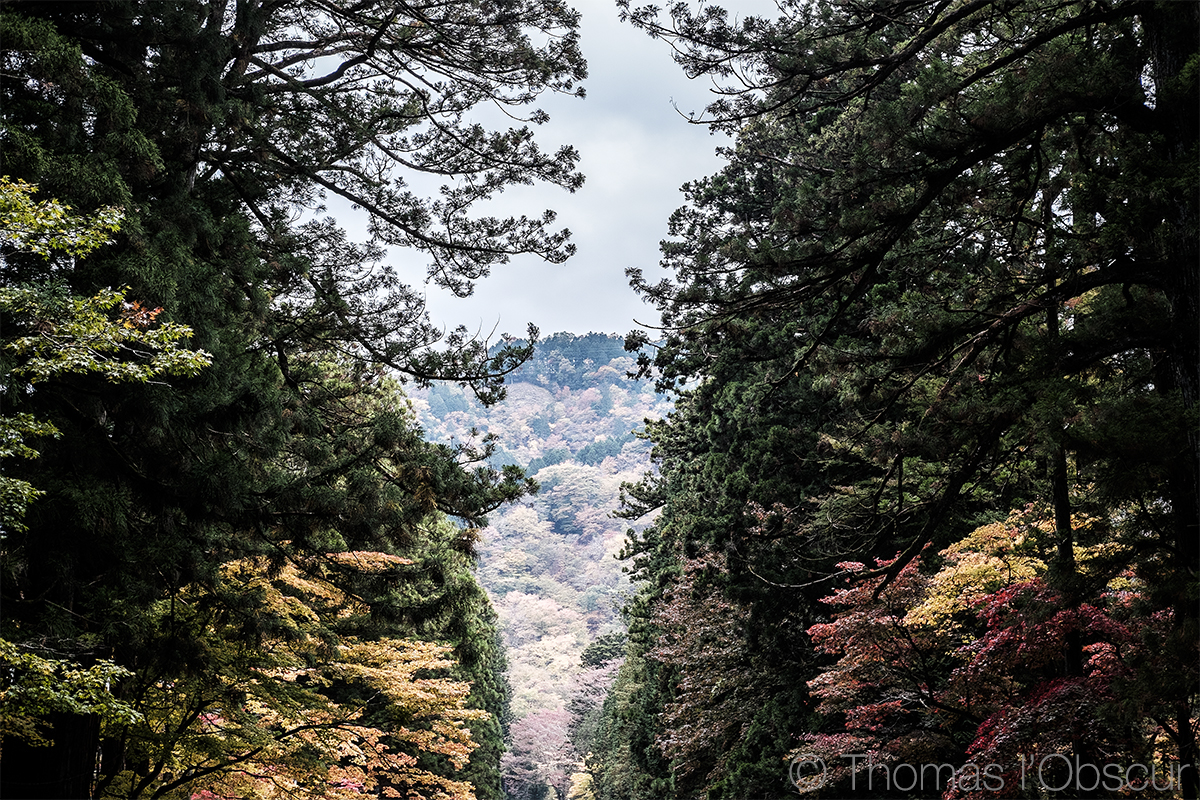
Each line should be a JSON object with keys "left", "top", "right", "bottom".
{"left": 788, "top": 752, "right": 1194, "bottom": 794}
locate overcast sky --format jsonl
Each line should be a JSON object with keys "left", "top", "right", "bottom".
{"left": 390, "top": 0, "right": 743, "bottom": 341}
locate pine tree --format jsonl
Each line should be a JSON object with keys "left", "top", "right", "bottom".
{"left": 603, "top": 1, "right": 1198, "bottom": 796}
{"left": 1, "top": 1, "right": 582, "bottom": 795}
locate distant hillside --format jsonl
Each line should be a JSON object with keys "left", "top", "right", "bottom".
{"left": 504, "top": 332, "right": 637, "bottom": 390}
{"left": 409, "top": 333, "right": 669, "bottom": 800}
{"left": 416, "top": 332, "right": 667, "bottom": 473}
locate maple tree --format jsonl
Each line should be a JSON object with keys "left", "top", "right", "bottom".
{"left": 96, "top": 552, "right": 486, "bottom": 800}
{"left": 0, "top": 175, "right": 122, "bottom": 258}
{"left": 2, "top": 286, "right": 210, "bottom": 385}
{"left": 798, "top": 507, "right": 1197, "bottom": 798}
{"left": 0, "top": 639, "right": 142, "bottom": 761}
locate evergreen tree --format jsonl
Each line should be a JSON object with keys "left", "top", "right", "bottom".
{"left": 601, "top": 1, "right": 1198, "bottom": 797}
{"left": 2, "top": 1, "right": 583, "bottom": 796}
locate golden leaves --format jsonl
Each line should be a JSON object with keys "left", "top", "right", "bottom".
{"left": 129, "top": 553, "right": 486, "bottom": 800}
{"left": 117, "top": 299, "right": 162, "bottom": 329}
{"left": 325, "top": 551, "right": 415, "bottom": 571}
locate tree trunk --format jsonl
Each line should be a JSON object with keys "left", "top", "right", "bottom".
{"left": 1142, "top": 5, "right": 1199, "bottom": 798}
{"left": 0, "top": 712, "right": 100, "bottom": 799}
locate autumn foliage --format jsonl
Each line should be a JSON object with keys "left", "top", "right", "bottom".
{"left": 83, "top": 553, "right": 484, "bottom": 800}
{"left": 798, "top": 509, "right": 1196, "bottom": 798}
{"left": 585, "top": 1, "right": 1197, "bottom": 797}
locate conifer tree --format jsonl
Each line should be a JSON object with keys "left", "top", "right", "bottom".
{"left": 2, "top": 0, "right": 581, "bottom": 795}
{"left": 604, "top": 1, "right": 1198, "bottom": 797}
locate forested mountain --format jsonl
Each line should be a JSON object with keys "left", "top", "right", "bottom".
{"left": 410, "top": 333, "right": 671, "bottom": 800}
{"left": 0, "top": 2, "right": 585, "bottom": 798}
{"left": 589, "top": 2, "right": 1198, "bottom": 800}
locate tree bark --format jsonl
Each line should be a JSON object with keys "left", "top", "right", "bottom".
{"left": 0, "top": 712, "right": 100, "bottom": 799}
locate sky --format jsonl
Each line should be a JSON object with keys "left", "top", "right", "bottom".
{"left": 382, "top": 0, "right": 744, "bottom": 341}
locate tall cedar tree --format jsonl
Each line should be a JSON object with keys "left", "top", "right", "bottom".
{"left": 606, "top": 1, "right": 1198, "bottom": 798}
{"left": 0, "top": 1, "right": 584, "bottom": 797}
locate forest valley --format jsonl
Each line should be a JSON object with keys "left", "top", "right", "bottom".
{"left": 0, "top": 2, "right": 1196, "bottom": 800}
{"left": 410, "top": 334, "right": 668, "bottom": 800}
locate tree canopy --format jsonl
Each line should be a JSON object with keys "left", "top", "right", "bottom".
{"left": 596, "top": 1, "right": 1198, "bottom": 798}
{"left": 1, "top": 0, "right": 588, "bottom": 796}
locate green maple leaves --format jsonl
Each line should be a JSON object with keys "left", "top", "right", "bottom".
{"left": 1, "top": 179, "right": 212, "bottom": 536}
{"left": 0, "top": 176, "right": 122, "bottom": 258}
{"left": 3, "top": 286, "right": 211, "bottom": 384}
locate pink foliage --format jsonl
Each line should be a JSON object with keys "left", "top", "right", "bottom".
{"left": 799, "top": 549, "right": 1193, "bottom": 799}
{"left": 502, "top": 707, "right": 574, "bottom": 800}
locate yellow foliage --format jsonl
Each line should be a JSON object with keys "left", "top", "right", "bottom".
{"left": 905, "top": 515, "right": 1044, "bottom": 635}
{"left": 905, "top": 507, "right": 1119, "bottom": 636}
{"left": 566, "top": 770, "right": 596, "bottom": 800}
{"left": 105, "top": 552, "right": 484, "bottom": 800}
{"left": 325, "top": 551, "right": 415, "bottom": 571}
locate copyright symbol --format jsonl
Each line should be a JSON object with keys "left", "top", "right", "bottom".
{"left": 789, "top": 753, "right": 827, "bottom": 792}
